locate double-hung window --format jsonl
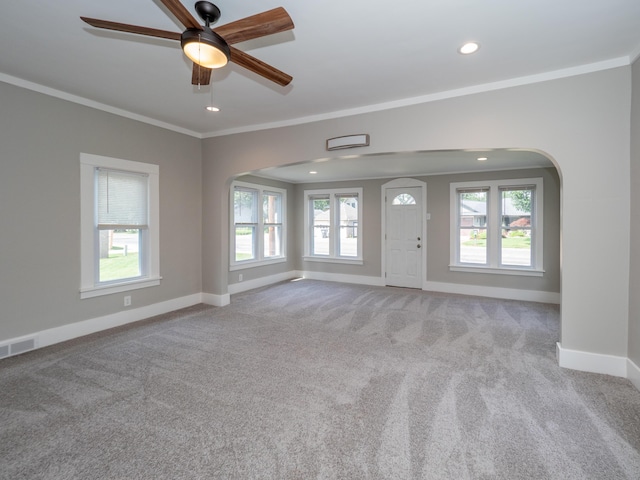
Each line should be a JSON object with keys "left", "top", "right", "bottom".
{"left": 231, "top": 181, "right": 286, "bottom": 269}
{"left": 304, "top": 188, "right": 363, "bottom": 263}
{"left": 450, "top": 178, "right": 543, "bottom": 275}
{"left": 80, "top": 154, "right": 160, "bottom": 298}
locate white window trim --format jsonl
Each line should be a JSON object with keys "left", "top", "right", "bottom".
{"left": 449, "top": 177, "right": 544, "bottom": 276}
{"left": 80, "top": 153, "right": 161, "bottom": 299}
{"left": 303, "top": 187, "right": 363, "bottom": 264}
{"left": 230, "top": 181, "right": 287, "bottom": 271}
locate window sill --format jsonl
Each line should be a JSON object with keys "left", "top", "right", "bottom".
{"left": 80, "top": 276, "right": 162, "bottom": 299}
{"left": 449, "top": 265, "right": 544, "bottom": 277}
{"left": 230, "top": 257, "right": 286, "bottom": 271}
{"left": 303, "top": 256, "right": 364, "bottom": 265}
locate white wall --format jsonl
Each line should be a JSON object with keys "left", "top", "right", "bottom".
{"left": 203, "top": 67, "right": 632, "bottom": 360}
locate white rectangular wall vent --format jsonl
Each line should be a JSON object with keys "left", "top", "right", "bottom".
{"left": 11, "top": 338, "right": 36, "bottom": 355}
{"left": 0, "top": 336, "right": 37, "bottom": 359}
{"left": 326, "top": 134, "right": 370, "bottom": 151}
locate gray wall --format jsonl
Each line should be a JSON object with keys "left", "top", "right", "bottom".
{"left": 278, "top": 167, "right": 560, "bottom": 294}
{"left": 0, "top": 63, "right": 634, "bottom": 366}
{"left": 424, "top": 167, "right": 560, "bottom": 291}
{"left": 294, "top": 178, "right": 384, "bottom": 278}
{"left": 203, "top": 67, "right": 631, "bottom": 359}
{"left": 630, "top": 58, "right": 640, "bottom": 368}
{"left": 0, "top": 82, "right": 203, "bottom": 341}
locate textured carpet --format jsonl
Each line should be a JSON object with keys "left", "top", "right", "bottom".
{"left": 1, "top": 280, "right": 639, "bottom": 479}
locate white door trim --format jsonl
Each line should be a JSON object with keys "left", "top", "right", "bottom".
{"left": 381, "top": 178, "right": 427, "bottom": 289}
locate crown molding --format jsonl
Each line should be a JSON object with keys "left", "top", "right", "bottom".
{"left": 0, "top": 72, "right": 203, "bottom": 138}
{"left": 0, "top": 55, "right": 630, "bottom": 141}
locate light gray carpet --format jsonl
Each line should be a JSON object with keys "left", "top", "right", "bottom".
{"left": 1, "top": 280, "right": 639, "bottom": 479}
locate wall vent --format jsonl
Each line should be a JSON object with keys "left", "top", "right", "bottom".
{"left": 0, "top": 336, "right": 37, "bottom": 359}
{"left": 326, "top": 134, "right": 370, "bottom": 151}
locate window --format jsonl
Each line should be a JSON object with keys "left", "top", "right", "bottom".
{"left": 457, "top": 187, "right": 489, "bottom": 264}
{"left": 263, "top": 191, "right": 283, "bottom": 259}
{"left": 392, "top": 193, "right": 416, "bottom": 205}
{"left": 80, "top": 154, "right": 160, "bottom": 299}
{"left": 304, "top": 188, "right": 363, "bottom": 263}
{"left": 231, "top": 181, "right": 285, "bottom": 269}
{"left": 450, "top": 178, "right": 543, "bottom": 276}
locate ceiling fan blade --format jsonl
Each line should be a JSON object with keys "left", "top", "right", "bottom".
{"left": 191, "top": 64, "right": 212, "bottom": 85}
{"left": 229, "top": 46, "right": 292, "bottom": 86}
{"left": 159, "top": 0, "right": 201, "bottom": 30}
{"left": 81, "top": 17, "right": 181, "bottom": 41}
{"left": 214, "top": 7, "right": 294, "bottom": 45}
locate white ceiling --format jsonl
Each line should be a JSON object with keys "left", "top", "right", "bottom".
{"left": 254, "top": 149, "right": 556, "bottom": 184}
{"left": 0, "top": 1, "right": 638, "bottom": 180}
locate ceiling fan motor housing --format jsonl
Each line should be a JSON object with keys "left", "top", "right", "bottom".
{"left": 80, "top": 1, "right": 294, "bottom": 85}
{"left": 181, "top": 27, "right": 230, "bottom": 68}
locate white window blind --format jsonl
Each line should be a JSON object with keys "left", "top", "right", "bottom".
{"left": 97, "top": 168, "right": 149, "bottom": 229}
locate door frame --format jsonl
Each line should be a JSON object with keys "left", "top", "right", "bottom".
{"left": 381, "top": 178, "right": 428, "bottom": 289}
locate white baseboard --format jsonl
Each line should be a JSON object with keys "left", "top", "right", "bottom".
{"left": 628, "top": 358, "right": 640, "bottom": 391}
{"left": 299, "top": 271, "right": 385, "bottom": 287}
{"left": 2, "top": 293, "right": 204, "bottom": 357}
{"left": 202, "top": 292, "right": 230, "bottom": 307}
{"left": 556, "top": 342, "right": 628, "bottom": 378}
{"left": 424, "top": 281, "right": 561, "bottom": 304}
{"left": 228, "top": 271, "right": 300, "bottom": 295}
{"left": 290, "top": 275, "right": 560, "bottom": 304}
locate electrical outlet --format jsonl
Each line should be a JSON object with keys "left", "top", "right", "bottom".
{"left": 238, "top": 274, "right": 243, "bottom": 282}
{"left": 124, "top": 296, "right": 131, "bottom": 307}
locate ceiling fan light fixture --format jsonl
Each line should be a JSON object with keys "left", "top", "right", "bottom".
{"left": 181, "top": 28, "right": 230, "bottom": 69}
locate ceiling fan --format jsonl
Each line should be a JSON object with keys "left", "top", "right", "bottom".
{"left": 81, "top": 0, "right": 294, "bottom": 87}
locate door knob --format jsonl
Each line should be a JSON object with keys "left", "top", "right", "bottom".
{"left": 417, "top": 244, "right": 421, "bottom": 248}
{"left": 417, "top": 236, "right": 421, "bottom": 241}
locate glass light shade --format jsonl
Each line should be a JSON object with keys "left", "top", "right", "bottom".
{"left": 181, "top": 29, "right": 230, "bottom": 69}
{"left": 183, "top": 41, "right": 227, "bottom": 68}
{"left": 459, "top": 42, "right": 480, "bottom": 55}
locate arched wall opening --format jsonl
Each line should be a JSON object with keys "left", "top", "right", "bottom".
{"left": 226, "top": 148, "right": 563, "bottom": 327}
{"left": 203, "top": 66, "right": 630, "bottom": 374}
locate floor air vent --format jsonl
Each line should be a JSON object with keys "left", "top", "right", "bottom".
{"left": 0, "top": 337, "right": 37, "bottom": 359}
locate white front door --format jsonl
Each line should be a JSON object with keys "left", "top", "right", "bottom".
{"left": 385, "top": 186, "right": 423, "bottom": 288}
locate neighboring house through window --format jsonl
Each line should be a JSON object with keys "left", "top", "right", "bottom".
{"left": 80, "top": 153, "right": 160, "bottom": 299}
{"left": 230, "top": 181, "right": 286, "bottom": 269}
{"left": 304, "top": 188, "right": 363, "bottom": 264}
{"left": 450, "top": 178, "right": 543, "bottom": 276}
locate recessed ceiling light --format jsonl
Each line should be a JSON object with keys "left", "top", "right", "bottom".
{"left": 309, "top": 171, "right": 318, "bottom": 174}
{"left": 459, "top": 42, "right": 480, "bottom": 55}
{"left": 205, "top": 105, "right": 220, "bottom": 112}
{"left": 477, "top": 157, "right": 488, "bottom": 161}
